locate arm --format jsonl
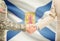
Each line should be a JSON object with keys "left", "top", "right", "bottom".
{"left": 0, "top": 0, "right": 36, "bottom": 33}
{"left": 0, "top": 19, "right": 26, "bottom": 31}
{"left": 0, "top": 0, "right": 26, "bottom": 31}
{"left": 37, "top": 0, "right": 57, "bottom": 30}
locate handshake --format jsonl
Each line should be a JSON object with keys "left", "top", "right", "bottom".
{"left": 24, "top": 24, "right": 37, "bottom": 34}
{"left": 0, "top": 8, "right": 37, "bottom": 34}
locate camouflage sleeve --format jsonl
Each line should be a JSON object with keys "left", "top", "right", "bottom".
{"left": 0, "top": 0, "right": 7, "bottom": 41}
{"left": 0, "top": 0, "right": 26, "bottom": 31}
{"left": 0, "top": 18, "right": 26, "bottom": 31}
{"left": 0, "top": 0, "right": 7, "bottom": 21}
{"left": 3, "top": 19, "right": 26, "bottom": 31}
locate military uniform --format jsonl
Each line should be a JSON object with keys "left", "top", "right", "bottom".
{"left": 0, "top": 0, "right": 26, "bottom": 41}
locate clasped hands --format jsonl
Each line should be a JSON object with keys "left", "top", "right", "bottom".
{"left": 25, "top": 24, "right": 37, "bottom": 34}
{"left": 0, "top": 8, "right": 37, "bottom": 34}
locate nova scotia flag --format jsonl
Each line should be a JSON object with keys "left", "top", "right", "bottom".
{"left": 4, "top": 0, "right": 56, "bottom": 41}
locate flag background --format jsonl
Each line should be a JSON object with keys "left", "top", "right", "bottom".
{"left": 4, "top": 0, "right": 56, "bottom": 41}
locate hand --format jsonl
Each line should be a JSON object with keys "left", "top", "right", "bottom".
{"left": 26, "top": 24, "right": 37, "bottom": 34}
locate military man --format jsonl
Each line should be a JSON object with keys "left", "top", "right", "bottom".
{"left": 0, "top": 0, "right": 36, "bottom": 41}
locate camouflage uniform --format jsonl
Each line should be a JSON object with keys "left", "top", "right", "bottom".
{"left": 0, "top": 0, "right": 26, "bottom": 41}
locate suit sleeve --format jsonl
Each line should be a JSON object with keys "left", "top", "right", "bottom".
{"left": 37, "top": 0, "right": 57, "bottom": 30}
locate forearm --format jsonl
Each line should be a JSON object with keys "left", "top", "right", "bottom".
{"left": 37, "top": 15, "right": 56, "bottom": 30}
{"left": 0, "top": 18, "right": 26, "bottom": 31}
{"left": 37, "top": 0, "right": 57, "bottom": 30}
